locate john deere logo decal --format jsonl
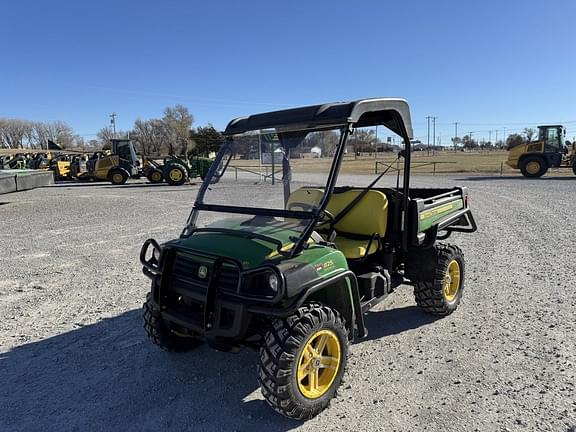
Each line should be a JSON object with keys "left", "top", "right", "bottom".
{"left": 198, "top": 265, "right": 208, "bottom": 279}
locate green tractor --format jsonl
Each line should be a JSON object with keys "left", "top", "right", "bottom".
{"left": 140, "top": 98, "right": 477, "bottom": 419}
{"left": 144, "top": 155, "right": 213, "bottom": 186}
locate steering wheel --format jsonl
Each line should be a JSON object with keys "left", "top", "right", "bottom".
{"left": 287, "top": 202, "right": 316, "bottom": 212}
{"left": 318, "top": 209, "right": 335, "bottom": 226}
{"left": 287, "top": 202, "right": 335, "bottom": 228}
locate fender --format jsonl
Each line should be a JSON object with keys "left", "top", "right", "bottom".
{"left": 247, "top": 270, "right": 367, "bottom": 340}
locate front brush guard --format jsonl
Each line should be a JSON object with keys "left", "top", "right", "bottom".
{"left": 140, "top": 238, "right": 162, "bottom": 279}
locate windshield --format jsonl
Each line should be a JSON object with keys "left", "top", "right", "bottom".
{"left": 187, "top": 123, "right": 405, "bottom": 255}
{"left": 187, "top": 127, "right": 344, "bottom": 248}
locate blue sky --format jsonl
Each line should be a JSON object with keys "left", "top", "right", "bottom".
{"left": 1, "top": 0, "right": 575, "bottom": 143}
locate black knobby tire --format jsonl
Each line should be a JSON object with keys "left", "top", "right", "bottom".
{"left": 109, "top": 169, "right": 128, "bottom": 185}
{"left": 147, "top": 169, "right": 164, "bottom": 184}
{"left": 572, "top": 160, "right": 576, "bottom": 176}
{"left": 143, "top": 293, "right": 202, "bottom": 352}
{"left": 519, "top": 155, "right": 547, "bottom": 178}
{"left": 414, "top": 243, "right": 465, "bottom": 316}
{"left": 258, "top": 303, "right": 349, "bottom": 420}
{"left": 165, "top": 164, "right": 188, "bottom": 186}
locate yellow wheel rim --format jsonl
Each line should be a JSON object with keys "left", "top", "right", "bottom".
{"left": 443, "top": 259, "right": 461, "bottom": 303}
{"left": 152, "top": 172, "right": 162, "bottom": 182}
{"left": 113, "top": 173, "right": 123, "bottom": 183}
{"left": 526, "top": 161, "right": 540, "bottom": 175}
{"left": 297, "top": 329, "right": 341, "bottom": 399}
{"left": 169, "top": 169, "right": 183, "bottom": 181}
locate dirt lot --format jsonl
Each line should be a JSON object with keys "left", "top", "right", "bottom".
{"left": 1, "top": 175, "right": 575, "bottom": 432}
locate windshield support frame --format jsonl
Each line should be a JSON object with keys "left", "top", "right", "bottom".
{"left": 289, "top": 125, "right": 351, "bottom": 257}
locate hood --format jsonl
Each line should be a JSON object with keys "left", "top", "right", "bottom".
{"left": 172, "top": 217, "right": 308, "bottom": 269}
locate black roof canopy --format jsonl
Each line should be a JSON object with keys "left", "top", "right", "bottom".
{"left": 224, "top": 98, "right": 413, "bottom": 139}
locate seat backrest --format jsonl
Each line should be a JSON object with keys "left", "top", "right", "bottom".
{"left": 286, "top": 187, "right": 388, "bottom": 237}
{"left": 286, "top": 187, "right": 324, "bottom": 211}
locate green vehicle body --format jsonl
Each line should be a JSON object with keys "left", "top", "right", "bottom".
{"left": 163, "top": 156, "right": 213, "bottom": 180}
{"left": 145, "top": 155, "right": 213, "bottom": 185}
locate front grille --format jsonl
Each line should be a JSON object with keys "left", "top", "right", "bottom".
{"left": 169, "top": 251, "right": 240, "bottom": 295}
{"left": 219, "top": 266, "right": 241, "bottom": 293}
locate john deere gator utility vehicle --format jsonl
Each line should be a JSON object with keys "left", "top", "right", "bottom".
{"left": 507, "top": 125, "right": 576, "bottom": 177}
{"left": 140, "top": 98, "right": 477, "bottom": 419}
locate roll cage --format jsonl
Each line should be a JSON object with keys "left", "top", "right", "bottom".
{"left": 183, "top": 98, "right": 415, "bottom": 255}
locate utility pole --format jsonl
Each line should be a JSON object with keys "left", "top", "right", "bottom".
{"left": 375, "top": 125, "right": 378, "bottom": 157}
{"left": 426, "top": 116, "right": 431, "bottom": 155}
{"left": 489, "top": 130, "right": 492, "bottom": 145}
{"left": 503, "top": 127, "right": 507, "bottom": 148}
{"left": 453, "top": 122, "right": 459, "bottom": 151}
{"left": 110, "top": 112, "right": 117, "bottom": 138}
{"left": 495, "top": 130, "right": 498, "bottom": 148}
{"left": 468, "top": 132, "right": 473, "bottom": 151}
{"left": 432, "top": 116, "right": 437, "bottom": 155}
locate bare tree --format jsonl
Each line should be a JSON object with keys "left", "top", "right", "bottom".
{"left": 0, "top": 119, "right": 29, "bottom": 148}
{"left": 131, "top": 118, "right": 170, "bottom": 155}
{"left": 129, "top": 105, "right": 195, "bottom": 156}
{"left": 162, "top": 105, "right": 194, "bottom": 154}
{"left": 523, "top": 128, "right": 537, "bottom": 143}
{"left": 97, "top": 126, "right": 115, "bottom": 145}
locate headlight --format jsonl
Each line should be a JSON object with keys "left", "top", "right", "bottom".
{"left": 268, "top": 273, "right": 279, "bottom": 293}
{"left": 239, "top": 269, "right": 282, "bottom": 300}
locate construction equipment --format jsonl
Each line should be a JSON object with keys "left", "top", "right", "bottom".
{"left": 0, "top": 154, "right": 28, "bottom": 170}
{"left": 143, "top": 155, "right": 213, "bottom": 185}
{"left": 49, "top": 155, "right": 73, "bottom": 180}
{"left": 139, "top": 98, "right": 477, "bottom": 420}
{"left": 78, "top": 139, "right": 139, "bottom": 185}
{"left": 507, "top": 125, "right": 576, "bottom": 177}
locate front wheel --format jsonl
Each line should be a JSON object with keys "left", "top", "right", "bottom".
{"left": 258, "top": 303, "right": 349, "bottom": 420}
{"left": 519, "top": 156, "right": 547, "bottom": 178}
{"left": 143, "top": 293, "right": 202, "bottom": 352}
{"left": 109, "top": 169, "right": 128, "bottom": 185}
{"left": 414, "top": 243, "right": 465, "bottom": 316}
{"left": 147, "top": 169, "right": 164, "bottom": 184}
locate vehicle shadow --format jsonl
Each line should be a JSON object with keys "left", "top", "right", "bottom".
{"left": 361, "top": 305, "right": 441, "bottom": 341}
{"left": 0, "top": 310, "right": 302, "bottom": 432}
{"left": 456, "top": 175, "right": 576, "bottom": 182}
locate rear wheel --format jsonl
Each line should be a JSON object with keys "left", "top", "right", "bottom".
{"left": 147, "top": 169, "right": 164, "bottom": 184}
{"left": 414, "top": 243, "right": 465, "bottom": 316}
{"left": 519, "top": 156, "right": 547, "bottom": 178}
{"left": 109, "top": 169, "right": 128, "bottom": 185}
{"left": 258, "top": 303, "right": 348, "bottom": 420}
{"left": 165, "top": 164, "right": 188, "bottom": 186}
{"left": 143, "top": 293, "right": 202, "bottom": 352}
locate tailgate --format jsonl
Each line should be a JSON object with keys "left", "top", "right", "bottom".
{"left": 408, "top": 187, "right": 477, "bottom": 246}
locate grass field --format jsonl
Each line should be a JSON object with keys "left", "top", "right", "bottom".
{"left": 229, "top": 150, "right": 576, "bottom": 176}
{"left": 229, "top": 150, "right": 513, "bottom": 175}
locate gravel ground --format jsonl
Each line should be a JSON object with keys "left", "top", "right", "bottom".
{"left": 1, "top": 174, "right": 575, "bottom": 432}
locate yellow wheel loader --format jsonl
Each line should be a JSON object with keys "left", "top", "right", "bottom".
{"left": 507, "top": 125, "right": 576, "bottom": 177}
{"left": 77, "top": 139, "right": 140, "bottom": 185}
